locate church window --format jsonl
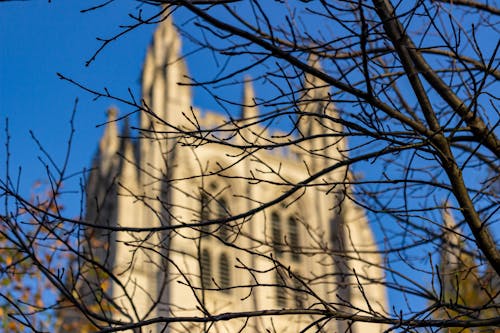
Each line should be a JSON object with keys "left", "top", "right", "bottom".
{"left": 275, "top": 270, "right": 286, "bottom": 307}
{"left": 293, "top": 278, "right": 305, "bottom": 308}
{"left": 271, "top": 212, "right": 282, "bottom": 257}
{"left": 288, "top": 217, "right": 300, "bottom": 261}
{"left": 217, "top": 197, "right": 230, "bottom": 240}
{"left": 218, "top": 253, "right": 231, "bottom": 293}
{"left": 200, "top": 193, "right": 210, "bottom": 235}
{"left": 201, "top": 249, "right": 212, "bottom": 288}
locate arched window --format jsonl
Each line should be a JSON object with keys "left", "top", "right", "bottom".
{"left": 200, "top": 193, "right": 210, "bottom": 235}
{"left": 275, "top": 270, "right": 286, "bottom": 307}
{"left": 271, "top": 212, "right": 282, "bottom": 257}
{"left": 218, "top": 253, "right": 231, "bottom": 293}
{"left": 288, "top": 217, "right": 300, "bottom": 261}
{"left": 201, "top": 249, "right": 212, "bottom": 288}
{"left": 217, "top": 197, "right": 230, "bottom": 240}
{"left": 293, "top": 278, "right": 304, "bottom": 308}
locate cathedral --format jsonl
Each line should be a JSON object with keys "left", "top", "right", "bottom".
{"left": 62, "top": 15, "right": 387, "bottom": 333}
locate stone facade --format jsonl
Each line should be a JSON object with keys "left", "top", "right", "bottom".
{"left": 65, "top": 16, "right": 387, "bottom": 333}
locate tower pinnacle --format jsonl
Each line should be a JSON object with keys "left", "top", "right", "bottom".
{"left": 241, "top": 76, "right": 258, "bottom": 120}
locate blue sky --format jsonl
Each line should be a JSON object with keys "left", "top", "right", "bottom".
{"left": 1, "top": 2, "right": 158, "bottom": 209}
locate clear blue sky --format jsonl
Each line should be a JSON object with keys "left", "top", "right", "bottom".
{"left": 1, "top": 2, "right": 160, "bottom": 209}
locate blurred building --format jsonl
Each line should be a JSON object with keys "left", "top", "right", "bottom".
{"left": 61, "top": 17, "right": 387, "bottom": 333}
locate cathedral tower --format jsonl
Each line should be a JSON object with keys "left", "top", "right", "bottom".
{"left": 62, "top": 14, "right": 387, "bottom": 333}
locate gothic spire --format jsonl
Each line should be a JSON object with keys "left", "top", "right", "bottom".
{"left": 441, "top": 203, "right": 463, "bottom": 270}
{"left": 118, "top": 122, "right": 138, "bottom": 193}
{"left": 98, "top": 107, "right": 120, "bottom": 174}
{"left": 141, "top": 14, "right": 192, "bottom": 127}
{"left": 241, "top": 76, "right": 258, "bottom": 120}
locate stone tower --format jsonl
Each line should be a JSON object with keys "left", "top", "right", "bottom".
{"left": 65, "top": 16, "right": 387, "bottom": 333}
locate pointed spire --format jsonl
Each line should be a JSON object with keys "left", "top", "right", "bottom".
{"left": 442, "top": 202, "right": 457, "bottom": 231}
{"left": 241, "top": 76, "right": 258, "bottom": 120}
{"left": 439, "top": 202, "right": 477, "bottom": 305}
{"left": 302, "top": 55, "right": 330, "bottom": 113}
{"left": 236, "top": 76, "right": 265, "bottom": 145}
{"left": 304, "top": 54, "right": 322, "bottom": 91}
{"left": 99, "top": 107, "right": 119, "bottom": 160}
{"left": 119, "top": 117, "right": 135, "bottom": 166}
{"left": 121, "top": 116, "right": 131, "bottom": 140}
{"left": 297, "top": 57, "right": 327, "bottom": 157}
{"left": 139, "top": 12, "right": 193, "bottom": 184}
{"left": 118, "top": 128, "right": 138, "bottom": 193}
{"left": 141, "top": 13, "right": 192, "bottom": 129}
{"left": 154, "top": 14, "right": 181, "bottom": 62}
{"left": 441, "top": 202, "right": 463, "bottom": 268}
{"left": 296, "top": 56, "right": 347, "bottom": 173}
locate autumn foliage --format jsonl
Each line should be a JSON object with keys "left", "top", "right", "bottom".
{"left": 0, "top": 182, "right": 72, "bottom": 332}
